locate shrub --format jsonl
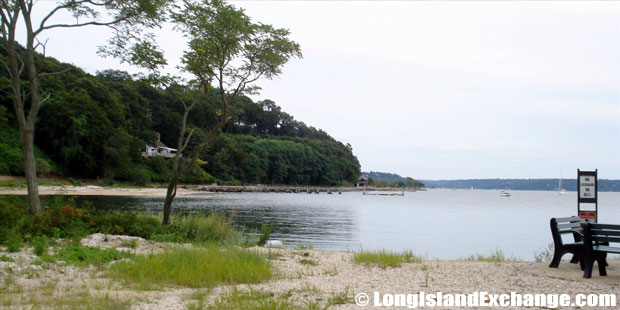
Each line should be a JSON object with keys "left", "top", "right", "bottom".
{"left": 36, "top": 158, "right": 52, "bottom": 176}
{"left": 31, "top": 235, "right": 49, "bottom": 256}
{"left": 6, "top": 232, "right": 23, "bottom": 253}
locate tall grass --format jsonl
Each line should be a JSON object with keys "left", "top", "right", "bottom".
{"left": 160, "top": 212, "right": 243, "bottom": 244}
{"left": 353, "top": 250, "right": 421, "bottom": 269}
{"left": 109, "top": 245, "right": 272, "bottom": 289}
{"left": 205, "top": 289, "right": 294, "bottom": 310}
{"left": 461, "top": 249, "right": 519, "bottom": 263}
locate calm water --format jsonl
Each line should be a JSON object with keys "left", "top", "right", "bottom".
{"left": 68, "top": 189, "right": 620, "bottom": 260}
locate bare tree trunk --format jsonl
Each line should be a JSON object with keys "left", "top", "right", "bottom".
{"left": 162, "top": 174, "right": 178, "bottom": 225}
{"left": 21, "top": 2, "right": 42, "bottom": 214}
{"left": 2, "top": 3, "right": 42, "bottom": 214}
{"left": 19, "top": 128, "right": 41, "bottom": 214}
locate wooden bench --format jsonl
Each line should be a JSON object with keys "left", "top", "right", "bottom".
{"left": 583, "top": 223, "right": 620, "bottom": 278}
{"left": 549, "top": 216, "right": 584, "bottom": 268}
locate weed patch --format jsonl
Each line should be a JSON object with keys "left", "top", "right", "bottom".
{"left": 353, "top": 250, "right": 421, "bottom": 269}
{"left": 207, "top": 289, "right": 294, "bottom": 310}
{"left": 56, "top": 245, "right": 131, "bottom": 267}
{"left": 461, "top": 249, "right": 520, "bottom": 263}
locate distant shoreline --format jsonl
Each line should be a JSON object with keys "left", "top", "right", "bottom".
{"left": 0, "top": 183, "right": 423, "bottom": 196}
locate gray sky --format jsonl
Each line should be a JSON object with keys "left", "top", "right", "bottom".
{"left": 21, "top": 1, "right": 620, "bottom": 180}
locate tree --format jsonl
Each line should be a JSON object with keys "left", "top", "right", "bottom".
{"left": 0, "top": 0, "right": 169, "bottom": 214}
{"left": 119, "top": 0, "right": 302, "bottom": 224}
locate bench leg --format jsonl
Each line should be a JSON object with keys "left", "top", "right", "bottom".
{"left": 570, "top": 254, "right": 579, "bottom": 264}
{"left": 549, "top": 250, "right": 565, "bottom": 268}
{"left": 583, "top": 255, "right": 594, "bottom": 278}
{"left": 597, "top": 253, "right": 607, "bottom": 277}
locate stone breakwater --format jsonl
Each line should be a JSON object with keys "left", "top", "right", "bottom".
{"left": 189, "top": 184, "right": 423, "bottom": 193}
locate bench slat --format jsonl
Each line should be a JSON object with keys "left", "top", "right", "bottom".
{"left": 558, "top": 223, "right": 581, "bottom": 229}
{"left": 591, "top": 230, "right": 620, "bottom": 237}
{"left": 591, "top": 236, "right": 620, "bottom": 243}
{"left": 590, "top": 224, "right": 620, "bottom": 230}
{"left": 593, "top": 245, "right": 620, "bottom": 254}
{"left": 556, "top": 216, "right": 580, "bottom": 223}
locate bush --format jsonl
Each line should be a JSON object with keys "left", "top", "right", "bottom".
{"left": 31, "top": 235, "right": 49, "bottom": 256}
{"left": 0, "top": 195, "right": 247, "bottom": 248}
{"left": 6, "top": 232, "right": 23, "bottom": 253}
{"left": 36, "top": 158, "right": 52, "bottom": 176}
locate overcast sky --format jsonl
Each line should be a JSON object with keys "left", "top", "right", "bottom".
{"left": 20, "top": 1, "right": 620, "bottom": 180}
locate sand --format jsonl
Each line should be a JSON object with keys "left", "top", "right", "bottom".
{"left": 1, "top": 234, "right": 618, "bottom": 309}
{"left": 0, "top": 185, "right": 200, "bottom": 197}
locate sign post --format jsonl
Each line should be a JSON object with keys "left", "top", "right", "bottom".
{"left": 577, "top": 169, "right": 597, "bottom": 222}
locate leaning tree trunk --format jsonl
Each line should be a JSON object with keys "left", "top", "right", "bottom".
{"left": 162, "top": 174, "right": 179, "bottom": 225}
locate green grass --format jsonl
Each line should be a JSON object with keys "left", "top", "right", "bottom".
{"left": 109, "top": 245, "right": 272, "bottom": 289}
{"left": 327, "top": 288, "right": 353, "bottom": 306}
{"left": 205, "top": 289, "right": 294, "bottom": 310}
{"left": 31, "top": 235, "right": 50, "bottom": 256}
{"left": 461, "top": 249, "right": 520, "bottom": 263}
{"left": 353, "top": 249, "right": 421, "bottom": 269}
{"left": 0, "top": 180, "right": 25, "bottom": 188}
{"left": 0, "top": 255, "right": 14, "bottom": 262}
{"left": 0, "top": 288, "right": 131, "bottom": 310}
{"left": 298, "top": 259, "right": 317, "bottom": 266}
{"left": 56, "top": 245, "right": 132, "bottom": 267}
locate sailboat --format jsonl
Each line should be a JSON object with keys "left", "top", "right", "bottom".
{"left": 558, "top": 178, "right": 567, "bottom": 195}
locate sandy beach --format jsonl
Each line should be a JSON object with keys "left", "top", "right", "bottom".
{"left": 0, "top": 185, "right": 201, "bottom": 197}
{"left": 1, "top": 234, "right": 618, "bottom": 309}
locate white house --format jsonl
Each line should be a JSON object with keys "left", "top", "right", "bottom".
{"left": 142, "top": 133, "right": 177, "bottom": 159}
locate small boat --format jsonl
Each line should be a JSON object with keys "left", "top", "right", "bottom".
{"left": 558, "top": 178, "right": 567, "bottom": 195}
{"left": 499, "top": 190, "right": 511, "bottom": 197}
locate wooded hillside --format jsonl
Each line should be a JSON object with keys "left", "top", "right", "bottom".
{"left": 0, "top": 48, "right": 361, "bottom": 186}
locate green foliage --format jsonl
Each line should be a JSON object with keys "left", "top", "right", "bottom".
{"left": 6, "top": 232, "right": 23, "bottom": 253}
{"left": 0, "top": 196, "right": 247, "bottom": 247}
{"left": 258, "top": 223, "right": 274, "bottom": 247}
{"left": 0, "top": 255, "right": 14, "bottom": 262}
{"left": 109, "top": 245, "right": 272, "bottom": 289}
{"left": 202, "top": 134, "right": 360, "bottom": 186}
{"left": 327, "top": 289, "right": 353, "bottom": 306}
{"left": 0, "top": 10, "right": 357, "bottom": 187}
{"left": 461, "top": 249, "right": 519, "bottom": 263}
{"left": 164, "top": 213, "right": 240, "bottom": 244}
{"left": 56, "top": 245, "right": 132, "bottom": 267}
{"left": 207, "top": 289, "right": 295, "bottom": 310}
{"left": 68, "top": 177, "right": 82, "bottom": 186}
{"left": 31, "top": 236, "right": 49, "bottom": 256}
{"left": 353, "top": 250, "right": 421, "bottom": 269}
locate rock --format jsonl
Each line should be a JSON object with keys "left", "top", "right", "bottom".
{"left": 264, "top": 240, "right": 283, "bottom": 248}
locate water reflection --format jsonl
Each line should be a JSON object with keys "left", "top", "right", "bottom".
{"left": 30, "top": 190, "right": 620, "bottom": 260}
